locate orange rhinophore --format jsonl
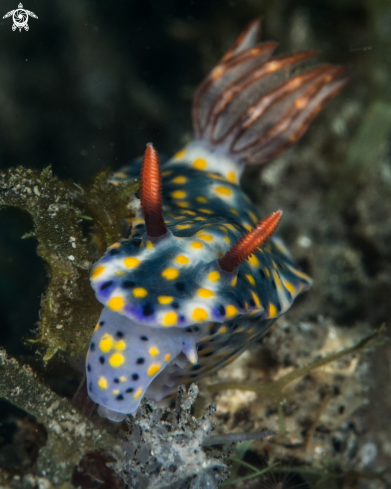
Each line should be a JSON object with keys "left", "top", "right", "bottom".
{"left": 139, "top": 143, "right": 167, "bottom": 238}
{"left": 219, "top": 210, "right": 283, "bottom": 273}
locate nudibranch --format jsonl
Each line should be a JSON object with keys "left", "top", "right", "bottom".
{"left": 86, "top": 19, "right": 348, "bottom": 421}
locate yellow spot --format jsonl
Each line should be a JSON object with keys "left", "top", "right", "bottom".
{"left": 149, "top": 346, "right": 160, "bottom": 357}
{"left": 248, "top": 211, "right": 258, "bottom": 224}
{"left": 98, "top": 377, "right": 108, "bottom": 390}
{"left": 177, "top": 201, "right": 189, "bottom": 208}
{"left": 164, "top": 353, "right": 171, "bottom": 362}
{"left": 192, "top": 308, "right": 208, "bottom": 321}
{"left": 108, "top": 242, "right": 121, "bottom": 250}
{"left": 133, "top": 287, "right": 148, "bottom": 298}
{"left": 286, "top": 263, "right": 312, "bottom": 281}
{"left": 245, "top": 274, "right": 256, "bottom": 286}
{"left": 161, "top": 170, "right": 173, "bottom": 177}
{"left": 196, "top": 196, "right": 208, "bottom": 203}
{"left": 182, "top": 210, "right": 196, "bottom": 215}
{"left": 108, "top": 297, "right": 124, "bottom": 311}
{"left": 208, "top": 271, "right": 220, "bottom": 282}
{"left": 207, "top": 172, "right": 224, "bottom": 180}
{"left": 109, "top": 352, "right": 125, "bottom": 367}
{"left": 199, "top": 208, "right": 213, "bottom": 214}
{"left": 162, "top": 268, "right": 179, "bottom": 280}
{"left": 227, "top": 171, "right": 236, "bottom": 183}
{"left": 173, "top": 149, "right": 186, "bottom": 160}
{"left": 248, "top": 254, "right": 259, "bottom": 267}
{"left": 162, "top": 312, "right": 177, "bottom": 327}
{"left": 198, "top": 288, "right": 215, "bottom": 298}
{"left": 269, "top": 303, "right": 278, "bottom": 318}
{"left": 124, "top": 257, "right": 140, "bottom": 268}
{"left": 191, "top": 241, "right": 203, "bottom": 249}
{"left": 284, "top": 281, "right": 297, "bottom": 295}
{"left": 158, "top": 296, "right": 173, "bottom": 304}
{"left": 115, "top": 271, "right": 126, "bottom": 276}
{"left": 188, "top": 351, "right": 198, "bottom": 364}
{"left": 231, "top": 276, "right": 237, "bottom": 287}
{"left": 247, "top": 328, "right": 254, "bottom": 335}
{"left": 176, "top": 255, "right": 189, "bottom": 265}
{"left": 171, "top": 190, "right": 186, "bottom": 199}
{"left": 172, "top": 175, "right": 187, "bottom": 184}
{"left": 225, "top": 224, "right": 236, "bottom": 231}
{"left": 119, "top": 376, "right": 127, "bottom": 382}
{"left": 274, "top": 272, "right": 283, "bottom": 289}
{"left": 99, "top": 333, "right": 114, "bottom": 353}
{"left": 91, "top": 265, "right": 105, "bottom": 279}
{"left": 148, "top": 364, "right": 161, "bottom": 376}
{"left": 198, "top": 233, "right": 213, "bottom": 241}
{"left": 94, "top": 322, "right": 99, "bottom": 332}
{"left": 251, "top": 291, "right": 262, "bottom": 309}
{"left": 215, "top": 186, "right": 232, "bottom": 196}
{"left": 264, "top": 267, "right": 271, "bottom": 278}
{"left": 176, "top": 224, "right": 192, "bottom": 229}
{"left": 218, "top": 326, "right": 228, "bottom": 334}
{"left": 230, "top": 208, "right": 239, "bottom": 216}
{"left": 115, "top": 172, "right": 127, "bottom": 179}
{"left": 224, "top": 236, "right": 231, "bottom": 244}
{"left": 112, "top": 389, "right": 120, "bottom": 395}
{"left": 194, "top": 216, "right": 206, "bottom": 221}
{"left": 244, "top": 223, "right": 253, "bottom": 231}
{"left": 115, "top": 340, "right": 126, "bottom": 351}
{"left": 192, "top": 158, "right": 207, "bottom": 170}
{"left": 134, "top": 387, "right": 143, "bottom": 399}
{"left": 146, "top": 241, "right": 154, "bottom": 250}
{"left": 226, "top": 305, "right": 238, "bottom": 318}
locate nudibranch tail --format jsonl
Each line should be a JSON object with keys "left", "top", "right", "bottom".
{"left": 140, "top": 143, "right": 168, "bottom": 238}
{"left": 192, "top": 18, "right": 350, "bottom": 165}
{"left": 218, "top": 210, "right": 282, "bottom": 273}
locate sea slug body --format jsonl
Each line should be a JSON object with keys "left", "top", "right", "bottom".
{"left": 86, "top": 19, "right": 348, "bottom": 421}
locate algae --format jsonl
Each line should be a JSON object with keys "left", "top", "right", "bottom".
{"left": 0, "top": 166, "right": 138, "bottom": 361}
{"left": 208, "top": 324, "right": 385, "bottom": 402}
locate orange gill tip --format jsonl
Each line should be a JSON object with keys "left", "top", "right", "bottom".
{"left": 221, "top": 18, "right": 262, "bottom": 62}
{"left": 218, "top": 210, "right": 283, "bottom": 273}
{"left": 140, "top": 143, "right": 168, "bottom": 238}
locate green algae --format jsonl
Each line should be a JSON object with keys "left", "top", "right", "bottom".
{"left": 0, "top": 166, "right": 138, "bottom": 361}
